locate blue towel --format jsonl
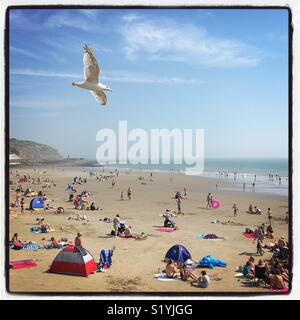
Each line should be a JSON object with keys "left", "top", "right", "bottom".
{"left": 22, "top": 243, "right": 41, "bottom": 251}
{"left": 43, "top": 243, "right": 67, "bottom": 250}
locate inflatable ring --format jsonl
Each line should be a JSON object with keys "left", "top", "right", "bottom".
{"left": 211, "top": 199, "right": 220, "bottom": 209}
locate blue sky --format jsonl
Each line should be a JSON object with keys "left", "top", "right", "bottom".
{"left": 9, "top": 8, "right": 289, "bottom": 159}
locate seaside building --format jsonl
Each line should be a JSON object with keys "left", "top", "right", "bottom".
{"left": 9, "top": 153, "right": 21, "bottom": 166}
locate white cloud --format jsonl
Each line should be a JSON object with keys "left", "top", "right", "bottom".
{"left": 10, "top": 68, "right": 81, "bottom": 79}
{"left": 120, "top": 16, "right": 262, "bottom": 67}
{"left": 10, "top": 46, "right": 45, "bottom": 61}
{"left": 10, "top": 68, "right": 202, "bottom": 85}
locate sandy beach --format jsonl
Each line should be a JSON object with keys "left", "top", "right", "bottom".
{"left": 7, "top": 166, "right": 289, "bottom": 294}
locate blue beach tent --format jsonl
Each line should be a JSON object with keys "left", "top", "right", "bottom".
{"left": 165, "top": 244, "right": 192, "bottom": 263}
{"left": 29, "top": 197, "right": 44, "bottom": 211}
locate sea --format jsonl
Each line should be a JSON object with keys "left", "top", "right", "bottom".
{"left": 86, "top": 158, "right": 289, "bottom": 197}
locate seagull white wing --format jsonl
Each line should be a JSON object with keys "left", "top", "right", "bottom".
{"left": 89, "top": 90, "right": 107, "bottom": 106}
{"left": 83, "top": 45, "right": 100, "bottom": 83}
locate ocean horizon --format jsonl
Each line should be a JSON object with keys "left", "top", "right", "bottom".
{"left": 87, "top": 157, "right": 288, "bottom": 176}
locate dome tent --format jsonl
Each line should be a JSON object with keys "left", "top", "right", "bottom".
{"left": 49, "top": 245, "right": 97, "bottom": 277}
{"left": 165, "top": 244, "right": 192, "bottom": 263}
{"left": 29, "top": 197, "right": 44, "bottom": 211}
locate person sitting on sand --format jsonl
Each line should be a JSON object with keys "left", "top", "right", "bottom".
{"left": 40, "top": 218, "right": 51, "bottom": 232}
{"left": 133, "top": 232, "right": 148, "bottom": 240}
{"left": 90, "top": 202, "right": 99, "bottom": 211}
{"left": 49, "top": 237, "right": 59, "bottom": 248}
{"left": 164, "top": 260, "right": 181, "bottom": 278}
{"left": 123, "top": 225, "right": 133, "bottom": 238}
{"left": 248, "top": 204, "right": 254, "bottom": 213}
{"left": 56, "top": 207, "right": 64, "bottom": 214}
{"left": 247, "top": 256, "right": 255, "bottom": 273}
{"left": 163, "top": 215, "right": 176, "bottom": 228}
{"left": 10, "top": 233, "right": 20, "bottom": 245}
{"left": 179, "top": 264, "right": 200, "bottom": 283}
{"left": 113, "top": 214, "right": 121, "bottom": 237}
{"left": 197, "top": 270, "right": 210, "bottom": 288}
{"left": 270, "top": 269, "right": 286, "bottom": 289}
{"left": 242, "top": 261, "right": 254, "bottom": 279}
{"left": 45, "top": 203, "right": 56, "bottom": 211}
{"left": 75, "top": 232, "right": 83, "bottom": 249}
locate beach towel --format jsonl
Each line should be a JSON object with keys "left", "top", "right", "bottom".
{"left": 31, "top": 226, "right": 50, "bottom": 234}
{"left": 271, "top": 287, "right": 289, "bottom": 293}
{"left": 43, "top": 243, "right": 68, "bottom": 250}
{"left": 198, "top": 255, "right": 227, "bottom": 269}
{"left": 243, "top": 232, "right": 255, "bottom": 239}
{"left": 118, "top": 236, "right": 133, "bottom": 240}
{"left": 9, "top": 259, "right": 37, "bottom": 269}
{"left": 196, "top": 234, "right": 223, "bottom": 240}
{"left": 154, "top": 273, "right": 181, "bottom": 281}
{"left": 234, "top": 272, "right": 245, "bottom": 278}
{"left": 21, "top": 243, "right": 41, "bottom": 251}
{"left": 155, "top": 227, "right": 177, "bottom": 233}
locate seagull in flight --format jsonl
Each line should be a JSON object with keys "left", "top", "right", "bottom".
{"left": 72, "top": 44, "right": 112, "bottom": 106}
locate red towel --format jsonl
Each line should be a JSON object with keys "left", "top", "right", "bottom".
{"left": 118, "top": 236, "right": 133, "bottom": 240}
{"left": 155, "top": 227, "right": 177, "bottom": 233}
{"left": 271, "top": 287, "right": 288, "bottom": 293}
{"left": 243, "top": 232, "right": 255, "bottom": 239}
{"left": 9, "top": 259, "right": 37, "bottom": 269}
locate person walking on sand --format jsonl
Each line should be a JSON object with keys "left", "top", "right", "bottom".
{"left": 267, "top": 208, "right": 272, "bottom": 225}
{"left": 184, "top": 187, "right": 187, "bottom": 199}
{"left": 206, "top": 193, "right": 212, "bottom": 208}
{"left": 232, "top": 203, "right": 238, "bottom": 216}
{"left": 285, "top": 211, "right": 289, "bottom": 224}
{"left": 121, "top": 192, "right": 124, "bottom": 201}
{"left": 15, "top": 190, "right": 21, "bottom": 207}
{"left": 127, "top": 187, "right": 132, "bottom": 200}
{"left": 177, "top": 197, "right": 182, "bottom": 215}
{"left": 252, "top": 182, "right": 255, "bottom": 191}
{"left": 112, "top": 179, "right": 115, "bottom": 187}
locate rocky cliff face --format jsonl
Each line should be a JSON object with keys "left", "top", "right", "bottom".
{"left": 9, "top": 138, "right": 63, "bottom": 162}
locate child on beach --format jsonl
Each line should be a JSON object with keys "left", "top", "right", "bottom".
{"left": 206, "top": 193, "right": 212, "bottom": 208}
{"left": 256, "top": 239, "right": 264, "bottom": 256}
{"left": 232, "top": 203, "right": 238, "bottom": 216}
